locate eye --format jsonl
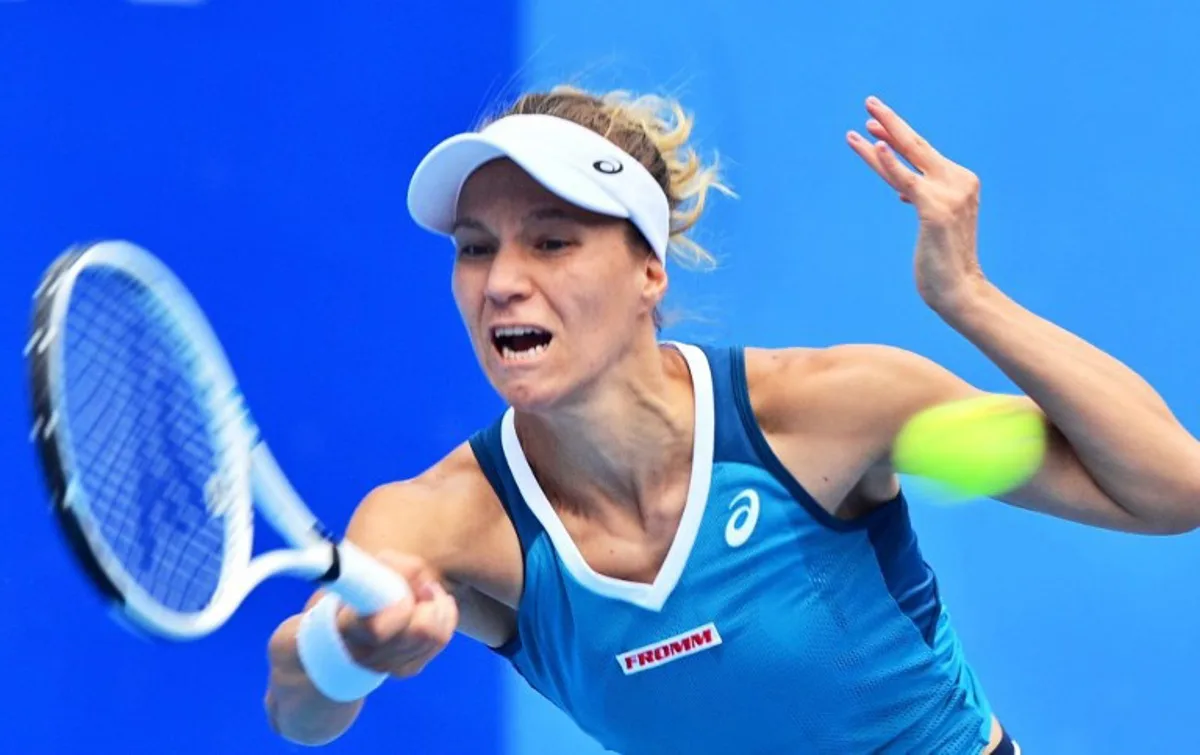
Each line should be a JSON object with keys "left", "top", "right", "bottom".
{"left": 536, "top": 238, "right": 573, "bottom": 253}
{"left": 456, "top": 243, "right": 493, "bottom": 259}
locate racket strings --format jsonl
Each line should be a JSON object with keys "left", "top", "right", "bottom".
{"left": 62, "top": 269, "right": 231, "bottom": 614}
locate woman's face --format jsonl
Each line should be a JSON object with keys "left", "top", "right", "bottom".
{"left": 451, "top": 159, "right": 664, "bottom": 411}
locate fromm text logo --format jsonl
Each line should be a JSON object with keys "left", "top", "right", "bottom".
{"left": 616, "top": 623, "right": 723, "bottom": 676}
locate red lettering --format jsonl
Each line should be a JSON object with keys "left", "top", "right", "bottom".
{"left": 618, "top": 624, "right": 721, "bottom": 674}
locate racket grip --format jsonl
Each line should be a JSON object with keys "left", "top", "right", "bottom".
{"left": 325, "top": 540, "right": 413, "bottom": 615}
{"left": 294, "top": 543, "right": 413, "bottom": 702}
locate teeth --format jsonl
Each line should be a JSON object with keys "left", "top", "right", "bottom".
{"left": 500, "top": 342, "right": 550, "bottom": 361}
{"left": 494, "top": 325, "right": 546, "bottom": 338}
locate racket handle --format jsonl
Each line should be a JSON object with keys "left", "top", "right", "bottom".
{"left": 325, "top": 540, "right": 413, "bottom": 615}
{"left": 295, "top": 543, "right": 412, "bottom": 702}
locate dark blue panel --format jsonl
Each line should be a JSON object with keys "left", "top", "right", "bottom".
{"left": 0, "top": 3, "right": 516, "bottom": 754}
{"left": 866, "top": 498, "right": 942, "bottom": 647}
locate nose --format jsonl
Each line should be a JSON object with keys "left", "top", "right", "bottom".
{"left": 483, "top": 243, "right": 533, "bottom": 308}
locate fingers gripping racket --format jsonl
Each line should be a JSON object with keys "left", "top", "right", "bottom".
{"left": 27, "top": 240, "right": 409, "bottom": 640}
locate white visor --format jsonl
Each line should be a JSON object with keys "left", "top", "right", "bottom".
{"left": 406, "top": 114, "right": 671, "bottom": 262}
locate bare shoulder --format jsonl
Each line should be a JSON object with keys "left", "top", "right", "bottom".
{"left": 743, "top": 342, "right": 980, "bottom": 475}
{"left": 345, "top": 441, "right": 522, "bottom": 609}
{"left": 744, "top": 343, "right": 959, "bottom": 430}
{"left": 738, "top": 344, "right": 982, "bottom": 515}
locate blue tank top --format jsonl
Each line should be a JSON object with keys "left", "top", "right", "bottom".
{"left": 468, "top": 343, "right": 995, "bottom": 754}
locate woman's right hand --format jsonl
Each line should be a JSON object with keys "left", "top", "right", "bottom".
{"left": 333, "top": 550, "right": 460, "bottom": 679}
{"left": 265, "top": 551, "right": 459, "bottom": 745}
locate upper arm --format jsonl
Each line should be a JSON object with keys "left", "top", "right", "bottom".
{"left": 752, "top": 344, "right": 1151, "bottom": 533}
{"left": 332, "top": 443, "right": 523, "bottom": 646}
{"left": 750, "top": 344, "right": 985, "bottom": 465}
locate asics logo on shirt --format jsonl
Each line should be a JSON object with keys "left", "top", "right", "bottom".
{"left": 725, "top": 489, "right": 760, "bottom": 548}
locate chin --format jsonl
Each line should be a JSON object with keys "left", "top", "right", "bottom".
{"left": 475, "top": 356, "right": 545, "bottom": 408}
{"left": 474, "top": 338, "right": 565, "bottom": 411}
{"left": 492, "top": 377, "right": 568, "bottom": 414}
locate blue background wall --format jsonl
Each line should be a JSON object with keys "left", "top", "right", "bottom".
{"left": 0, "top": 3, "right": 515, "bottom": 753}
{"left": 3, "top": 2, "right": 1199, "bottom": 754}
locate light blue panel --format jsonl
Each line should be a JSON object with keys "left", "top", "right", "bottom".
{"left": 511, "top": 1, "right": 1200, "bottom": 752}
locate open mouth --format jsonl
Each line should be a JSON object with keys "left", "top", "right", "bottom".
{"left": 491, "top": 325, "right": 553, "bottom": 361}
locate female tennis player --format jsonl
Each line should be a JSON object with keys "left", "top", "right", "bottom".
{"left": 264, "top": 88, "right": 1200, "bottom": 753}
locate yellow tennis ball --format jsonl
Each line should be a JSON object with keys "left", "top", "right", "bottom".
{"left": 892, "top": 395, "right": 1047, "bottom": 499}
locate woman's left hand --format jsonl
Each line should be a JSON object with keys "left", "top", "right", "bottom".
{"left": 847, "top": 96, "right": 985, "bottom": 315}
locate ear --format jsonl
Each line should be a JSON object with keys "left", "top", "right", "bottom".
{"left": 640, "top": 254, "right": 669, "bottom": 314}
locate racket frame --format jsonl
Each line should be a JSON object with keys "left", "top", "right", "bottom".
{"left": 27, "top": 241, "right": 401, "bottom": 641}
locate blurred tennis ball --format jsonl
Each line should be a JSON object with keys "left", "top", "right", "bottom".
{"left": 892, "top": 394, "right": 1047, "bottom": 500}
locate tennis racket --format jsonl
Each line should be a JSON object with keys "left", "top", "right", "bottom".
{"left": 26, "top": 239, "right": 410, "bottom": 641}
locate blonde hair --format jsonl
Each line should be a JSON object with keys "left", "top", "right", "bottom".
{"left": 483, "top": 85, "right": 734, "bottom": 269}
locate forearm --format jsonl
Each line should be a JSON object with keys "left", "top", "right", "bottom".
{"left": 941, "top": 278, "right": 1200, "bottom": 527}
{"left": 265, "top": 614, "right": 364, "bottom": 746}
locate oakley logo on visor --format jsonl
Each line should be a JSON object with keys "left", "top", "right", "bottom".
{"left": 593, "top": 159, "right": 623, "bottom": 175}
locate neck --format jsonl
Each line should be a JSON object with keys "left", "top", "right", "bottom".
{"left": 514, "top": 336, "right": 696, "bottom": 522}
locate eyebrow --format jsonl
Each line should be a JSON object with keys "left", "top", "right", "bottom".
{"left": 450, "top": 218, "right": 486, "bottom": 234}
{"left": 451, "top": 206, "right": 581, "bottom": 235}
{"left": 525, "top": 207, "right": 575, "bottom": 223}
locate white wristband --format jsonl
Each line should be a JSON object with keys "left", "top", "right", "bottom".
{"left": 295, "top": 593, "right": 388, "bottom": 703}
